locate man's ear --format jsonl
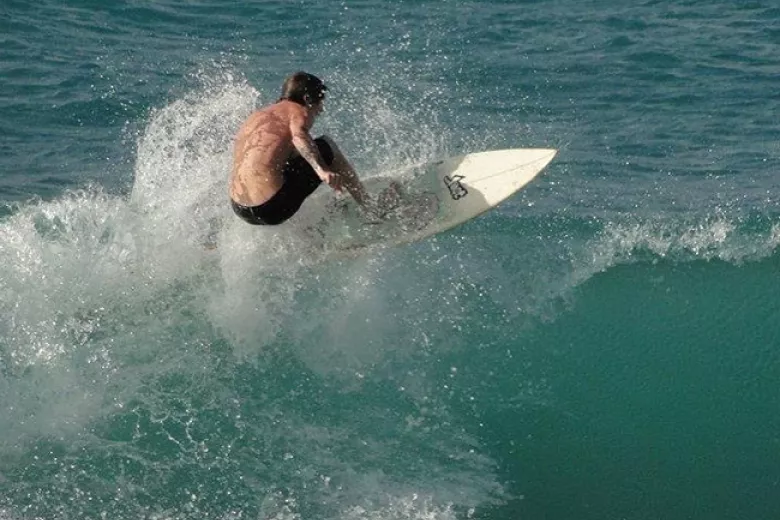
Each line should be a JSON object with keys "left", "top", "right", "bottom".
{"left": 303, "top": 93, "right": 313, "bottom": 106}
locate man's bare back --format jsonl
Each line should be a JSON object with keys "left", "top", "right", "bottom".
{"left": 230, "top": 101, "right": 319, "bottom": 206}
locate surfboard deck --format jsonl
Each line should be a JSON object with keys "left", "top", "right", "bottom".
{"left": 296, "top": 147, "right": 557, "bottom": 257}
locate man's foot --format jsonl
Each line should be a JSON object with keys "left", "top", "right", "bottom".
{"left": 359, "top": 200, "right": 386, "bottom": 224}
{"left": 358, "top": 181, "right": 406, "bottom": 224}
{"left": 376, "top": 181, "right": 404, "bottom": 212}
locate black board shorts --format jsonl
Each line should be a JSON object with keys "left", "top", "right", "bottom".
{"left": 231, "top": 137, "right": 335, "bottom": 225}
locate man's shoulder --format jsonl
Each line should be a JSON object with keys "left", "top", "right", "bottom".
{"left": 254, "top": 101, "right": 302, "bottom": 122}
{"left": 269, "top": 100, "right": 305, "bottom": 113}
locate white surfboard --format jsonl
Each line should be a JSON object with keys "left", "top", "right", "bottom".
{"left": 302, "top": 147, "right": 557, "bottom": 255}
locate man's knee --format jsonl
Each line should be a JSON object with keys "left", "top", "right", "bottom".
{"left": 312, "top": 135, "right": 335, "bottom": 166}
{"left": 318, "top": 135, "right": 345, "bottom": 162}
{"left": 318, "top": 134, "right": 336, "bottom": 150}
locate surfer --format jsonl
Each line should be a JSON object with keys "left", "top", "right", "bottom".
{"left": 229, "top": 71, "right": 387, "bottom": 226}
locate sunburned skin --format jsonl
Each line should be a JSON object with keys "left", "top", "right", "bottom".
{"left": 229, "top": 100, "right": 324, "bottom": 206}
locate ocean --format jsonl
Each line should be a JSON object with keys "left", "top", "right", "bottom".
{"left": 1, "top": 1, "right": 779, "bottom": 519}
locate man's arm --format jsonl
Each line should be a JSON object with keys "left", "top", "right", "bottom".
{"left": 290, "top": 115, "right": 330, "bottom": 179}
{"left": 289, "top": 110, "right": 343, "bottom": 191}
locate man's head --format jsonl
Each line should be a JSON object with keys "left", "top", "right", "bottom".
{"left": 279, "top": 72, "right": 327, "bottom": 108}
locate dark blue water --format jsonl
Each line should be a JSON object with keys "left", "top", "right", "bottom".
{"left": 2, "top": 1, "right": 779, "bottom": 519}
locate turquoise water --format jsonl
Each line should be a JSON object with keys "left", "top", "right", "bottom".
{"left": 1, "top": 1, "right": 779, "bottom": 519}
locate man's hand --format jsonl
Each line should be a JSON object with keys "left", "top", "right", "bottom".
{"left": 319, "top": 169, "right": 343, "bottom": 192}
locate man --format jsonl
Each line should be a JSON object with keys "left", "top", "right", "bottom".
{"left": 229, "top": 71, "right": 380, "bottom": 226}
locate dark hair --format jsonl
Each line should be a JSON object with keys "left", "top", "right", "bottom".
{"left": 279, "top": 71, "right": 327, "bottom": 106}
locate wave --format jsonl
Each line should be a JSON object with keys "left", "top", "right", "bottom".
{"left": 0, "top": 74, "right": 500, "bottom": 520}
{"left": 2, "top": 70, "right": 780, "bottom": 519}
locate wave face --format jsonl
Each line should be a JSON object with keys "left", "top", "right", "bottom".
{"left": 2, "top": 1, "right": 780, "bottom": 519}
